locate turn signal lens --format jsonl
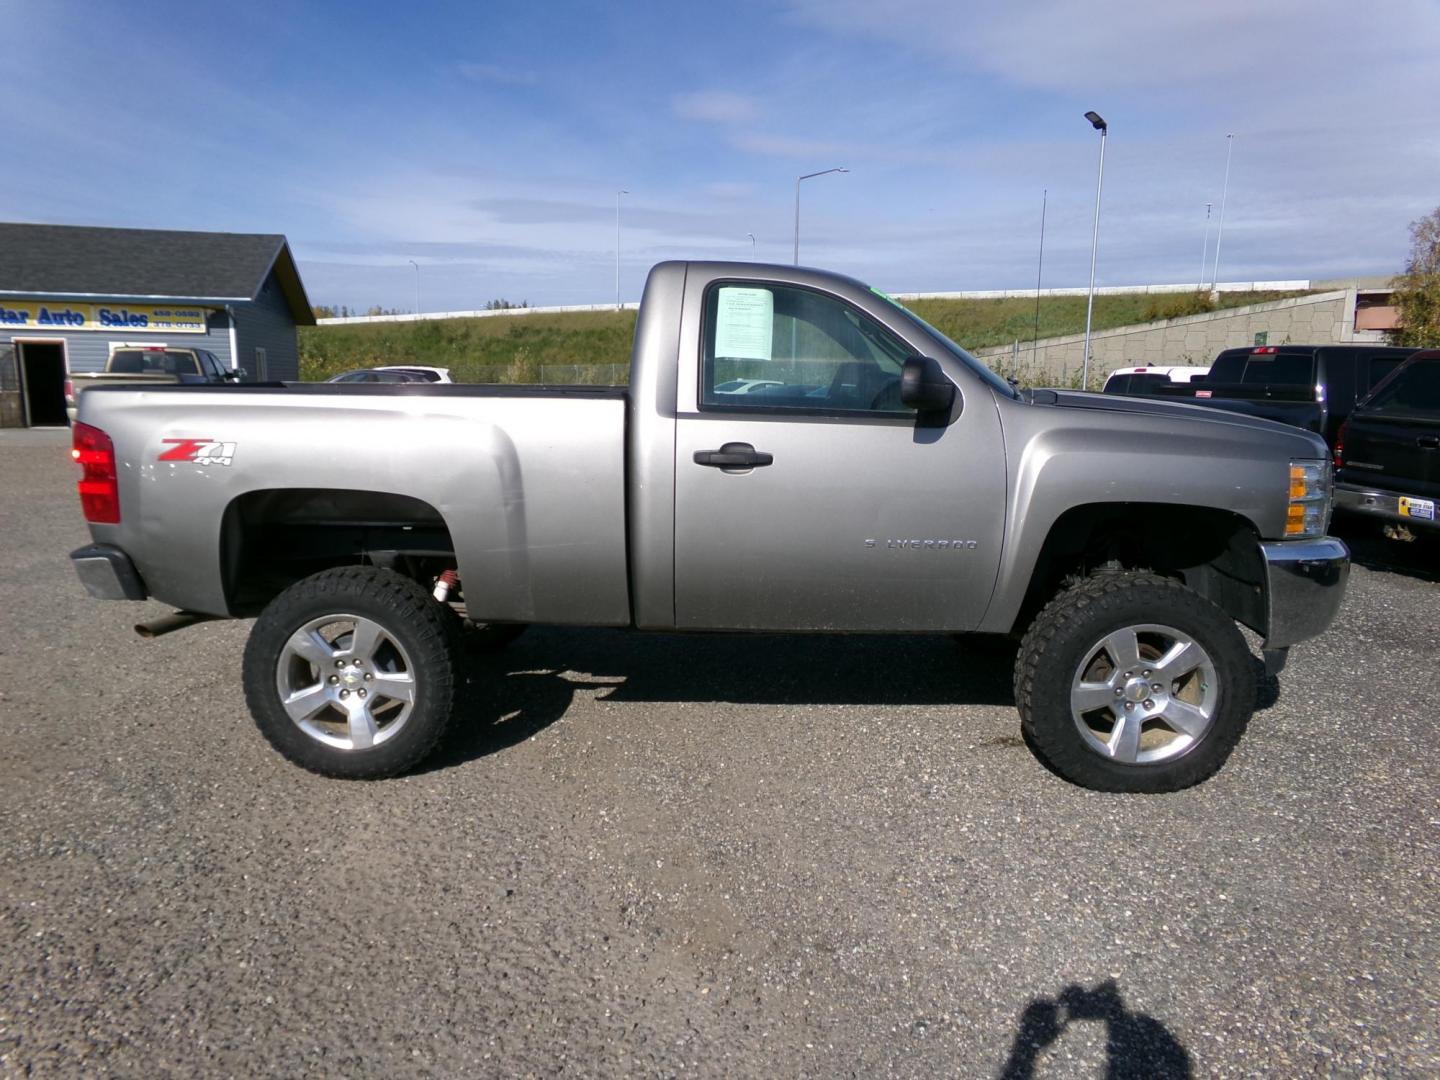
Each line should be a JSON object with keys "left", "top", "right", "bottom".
{"left": 1284, "top": 459, "right": 1330, "bottom": 538}
{"left": 72, "top": 421, "right": 120, "bottom": 524}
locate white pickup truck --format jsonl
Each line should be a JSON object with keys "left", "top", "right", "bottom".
{"left": 69, "top": 261, "right": 1350, "bottom": 792}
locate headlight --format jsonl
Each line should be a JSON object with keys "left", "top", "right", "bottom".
{"left": 1286, "top": 458, "right": 1332, "bottom": 538}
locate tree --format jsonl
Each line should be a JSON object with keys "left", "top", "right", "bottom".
{"left": 311, "top": 304, "right": 338, "bottom": 319}
{"left": 1391, "top": 207, "right": 1440, "bottom": 347}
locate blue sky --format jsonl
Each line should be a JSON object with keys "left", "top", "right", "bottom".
{"left": 4, "top": 0, "right": 1439, "bottom": 312}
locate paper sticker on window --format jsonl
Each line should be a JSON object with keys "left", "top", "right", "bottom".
{"left": 714, "top": 287, "right": 774, "bottom": 362}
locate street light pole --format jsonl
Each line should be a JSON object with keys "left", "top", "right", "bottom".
{"left": 1199, "top": 202, "right": 1212, "bottom": 289}
{"left": 1032, "top": 189, "right": 1047, "bottom": 363}
{"left": 1081, "top": 111, "right": 1108, "bottom": 392}
{"left": 1210, "top": 134, "right": 1234, "bottom": 291}
{"left": 747, "top": 232, "right": 755, "bottom": 257}
{"left": 793, "top": 167, "right": 847, "bottom": 265}
{"left": 408, "top": 259, "right": 420, "bottom": 315}
{"left": 616, "top": 189, "right": 629, "bottom": 310}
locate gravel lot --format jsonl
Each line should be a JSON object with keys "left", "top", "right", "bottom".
{"left": 1, "top": 426, "right": 1436, "bottom": 1078}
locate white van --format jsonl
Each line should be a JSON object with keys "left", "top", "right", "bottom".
{"left": 1102, "top": 365, "right": 1210, "bottom": 396}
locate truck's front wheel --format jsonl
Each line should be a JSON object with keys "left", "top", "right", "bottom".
{"left": 243, "top": 567, "right": 458, "bottom": 778}
{"left": 1014, "top": 572, "right": 1255, "bottom": 793}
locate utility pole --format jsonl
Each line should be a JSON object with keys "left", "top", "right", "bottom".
{"left": 615, "top": 189, "right": 629, "bottom": 309}
{"left": 1210, "top": 134, "right": 1234, "bottom": 291}
{"left": 1198, "top": 203, "right": 1212, "bottom": 289}
{"left": 793, "top": 167, "right": 847, "bottom": 265}
{"left": 1082, "top": 111, "right": 1108, "bottom": 392}
{"left": 1033, "top": 189, "right": 1047, "bottom": 363}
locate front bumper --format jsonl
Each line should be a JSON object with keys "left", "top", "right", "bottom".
{"left": 70, "top": 543, "right": 148, "bottom": 601}
{"left": 1259, "top": 537, "right": 1350, "bottom": 649}
{"left": 1335, "top": 483, "right": 1438, "bottom": 530}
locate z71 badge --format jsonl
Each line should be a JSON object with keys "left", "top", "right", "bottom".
{"left": 158, "top": 438, "right": 237, "bottom": 466}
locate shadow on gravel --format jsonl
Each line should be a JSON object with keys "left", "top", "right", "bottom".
{"left": 998, "top": 979, "right": 1191, "bottom": 1079}
{"left": 423, "top": 628, "right": 1018, "bottom": 771}
{"left": 1332, "top": 515, "right": 1440, "bottom": 584}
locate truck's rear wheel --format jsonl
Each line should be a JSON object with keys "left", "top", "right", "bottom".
{"left": 1014, "top": 572, "right": 1255, "bottom": 793}
{"left": 243, "top": 567, "right": 457, "bottom": 778}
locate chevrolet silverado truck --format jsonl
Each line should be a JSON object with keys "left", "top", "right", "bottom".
{"left": 68, "top": 262, "right": 1351, "bottom": 793}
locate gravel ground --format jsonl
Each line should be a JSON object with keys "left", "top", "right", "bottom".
{"left": 1, "top": 427, "right": 1436, "bottom": 1078}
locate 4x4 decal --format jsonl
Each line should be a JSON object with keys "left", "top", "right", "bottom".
{"left": 158, "top": 438, "right": 236, "bottom": 466}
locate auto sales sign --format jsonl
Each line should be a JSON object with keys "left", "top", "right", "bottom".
{"left": 0, "top": 301, "right": 210, "bottom": 333}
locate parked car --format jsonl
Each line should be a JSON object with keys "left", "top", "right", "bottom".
{"left": 326, "top": 368, "right": 430, "bottom": 384}
{"left": 1102, "top": 365, "right": 1210, "bottom": 396}
{"left": 1334, "top": 349, "right": 1440, "bottom": 536}
{"left": 374, "top": 366, "right": 453, "bottom": 383}
{"left": 1156, "top": 344, "right": 1415, "bottom": 446}
{"left": 715, "top": 378, "right": 783, "bottom": 395}
{"left": 68, "top": 260, "right": 1349, "bottom": 794}
{"left": 66, "top": 345, "right": 242, "bottom": 421}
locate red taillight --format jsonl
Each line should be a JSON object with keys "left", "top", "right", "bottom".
{"left": 72, "top": 421, "right": 120, "bottom": 524}
{"left": 63, "top": 379, "right": 75, "bottom": 405}
{"left": 1253, "top": 346, "right": 1277, "bottom": 354}
{"left": 1333, "top": 420, "right": 1348, "bottom": 469}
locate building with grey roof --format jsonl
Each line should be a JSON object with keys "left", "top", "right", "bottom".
{"left": 0, "top": 223, "right": 314, "bottom": 427}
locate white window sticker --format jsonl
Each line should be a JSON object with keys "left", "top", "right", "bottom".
{"left": 714, "top": 287, "right": 774, "bottom": 362}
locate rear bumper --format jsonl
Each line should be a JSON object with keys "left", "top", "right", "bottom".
{"left": 1335, "top": 483, "right": 1438, "bottom": 530}
{"left": 70, "top": 543, "right": 148, "bottom": 601}
{"left": 1259, "top": 537, "right": 1350, "bottom": 649}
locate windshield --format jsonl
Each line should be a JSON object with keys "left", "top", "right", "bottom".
{"left": 1363, "top": 358, "right": 1440, "bottom": 416}
{"left": 869, "top": 289, "right": 1021, "bottom": 399}
{"left": 108, "top": 349, "right": 201, "bottom": 376}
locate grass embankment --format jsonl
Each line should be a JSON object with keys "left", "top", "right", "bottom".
{"left": 298, "top": 291, "right": 1308, "bottom": 383}
{"left": 299, "top": 310, "right": 639, "bottom": 384}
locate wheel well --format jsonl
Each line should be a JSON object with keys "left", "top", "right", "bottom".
{"left": 220, "top": 488, "right": 456, "bottom": 615}
{"left": 1013, "top": 504, "right": 1266, "bottom": 636}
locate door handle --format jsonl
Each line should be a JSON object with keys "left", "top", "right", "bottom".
{"left": 1418, "top": 435, "right": 1439, "bottom": 450}
{"left": 693, "top": 442, "right": 774, "bottom": 468}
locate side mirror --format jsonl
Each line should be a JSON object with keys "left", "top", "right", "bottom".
{"left": 900, "top": 356, "right": 956, "bottom": 413}
{"left": 225, "top": 368, "right": 248, "bottom": 382}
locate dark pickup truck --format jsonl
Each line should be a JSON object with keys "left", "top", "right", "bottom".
{"left": 1335, "top": 349, "right": 1440, "bottom": 535}
{"left": 1158, "top": 344, "right": 1415, "bottom": 446}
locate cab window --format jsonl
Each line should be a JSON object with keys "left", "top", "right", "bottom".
{"left": 701, "top": 282, "right": 913, "bottom": 415}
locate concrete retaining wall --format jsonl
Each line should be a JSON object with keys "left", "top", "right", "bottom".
{"left": 976, "top": 289, "right": 1362, "bottom": 389}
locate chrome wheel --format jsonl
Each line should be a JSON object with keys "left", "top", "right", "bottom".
{"left": 1069, "top": 622, "right": 1218, "bottom": 765}
{"left": 274, "top": 613, "right": 417, "bottom": 751}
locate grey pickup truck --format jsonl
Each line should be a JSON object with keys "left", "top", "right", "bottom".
{"left": 69, "top": 262, "right": 1350, "bottom": 793}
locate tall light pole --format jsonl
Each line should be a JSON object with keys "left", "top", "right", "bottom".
{"left": 1033, "top": 189, "right": 1047, "bottom": 362}
{"left": 793, "top": 167, "right": 847, "bottom": 265}
{"left": 1081, "top": 111, "right": 1108, "bottom": 392}
{"left": 747, "top": 232, "right": 755, "bottom": 257}
{"left": 1198, "top": 202, "right": 1212, "bottom": 289}
{"left": 1210, "top": 134, "right": 1234, "bottom": 291}
{"left": 615, "top": 189, "right": 629, "bottom": 310}
{"left": 408, "top": 259, "right": 420, "bottom": 315}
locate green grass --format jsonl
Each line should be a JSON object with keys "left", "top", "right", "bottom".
{"left": 298, "top": 291, "right": 1309, "bottom": 383}
{"left": 299, "top": 310, "right": 638, "bottom": 383}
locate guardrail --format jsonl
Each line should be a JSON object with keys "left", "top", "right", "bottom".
{"left": 315, "top": 281, "right": 1313, "bottom": 326}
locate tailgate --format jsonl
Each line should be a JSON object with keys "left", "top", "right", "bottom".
{"left": 1174, "top": 391, "right": 1324, "bottom": 435}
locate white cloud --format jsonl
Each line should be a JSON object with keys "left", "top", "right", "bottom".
{"left": 784, "top": 0, "right": 1440, "bottom": 96}
{"left": 672, "top": 90, "right": 761, "bottom": 125}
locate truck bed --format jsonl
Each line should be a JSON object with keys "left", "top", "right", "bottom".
{"left": 76, "top": 381, "right": 633, "bottom": 623}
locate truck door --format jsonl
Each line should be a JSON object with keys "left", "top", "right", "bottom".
{"left": 672, "top": 278, "right": 1006, "bottom": 632}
